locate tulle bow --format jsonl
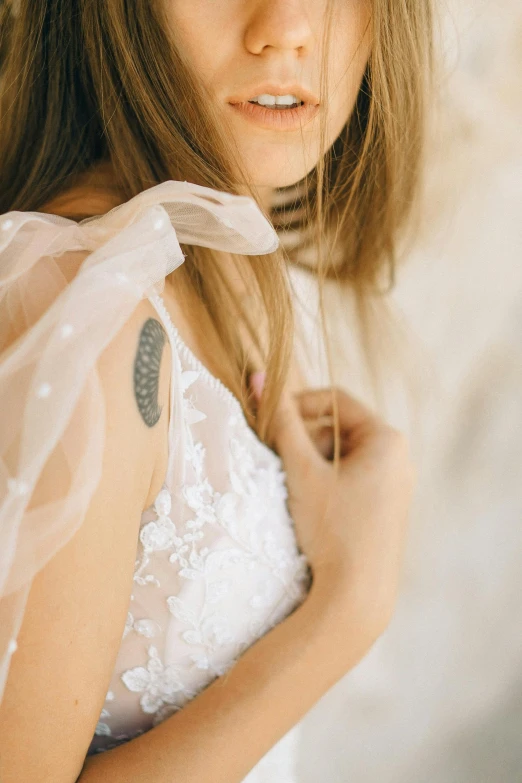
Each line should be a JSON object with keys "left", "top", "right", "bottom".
{"left": 0, "top": 180, "right": 279, "bottom": 708}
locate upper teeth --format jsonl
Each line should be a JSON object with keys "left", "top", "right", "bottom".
{"left": 251, "top": 94, "right": 301, "bottom": 106}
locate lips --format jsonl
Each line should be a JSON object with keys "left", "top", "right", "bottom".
{"left": 227, "top": 83, "right": 320, "bottom": 107}
{"left": 227, "top": 99, "right": 320, "bottom": 131}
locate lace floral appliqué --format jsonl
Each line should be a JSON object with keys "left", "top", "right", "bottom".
{"left": 88, "top": 297, "right": 311, "bottom": 756}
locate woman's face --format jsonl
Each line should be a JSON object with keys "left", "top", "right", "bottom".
{"left": 165, "top": 0, "right": 372, "bottom": 209}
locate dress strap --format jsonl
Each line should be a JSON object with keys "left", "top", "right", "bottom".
{"left": 147, "top": 291, "right": 187, "bottom": 506}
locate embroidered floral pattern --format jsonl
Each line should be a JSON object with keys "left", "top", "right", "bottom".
{"left": 87, "top": 293, "right": 312, "bottom": 757}
{"left": 121, "top": 644, "right": 196, "bottom": 716}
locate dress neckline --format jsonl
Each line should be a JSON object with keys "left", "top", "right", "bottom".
{"left": 146, "top": 290, "right": 285, "bottom": 514}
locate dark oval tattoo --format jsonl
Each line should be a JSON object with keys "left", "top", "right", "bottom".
{"left": 133, "top": 318, "right": 167, "bottom": 427}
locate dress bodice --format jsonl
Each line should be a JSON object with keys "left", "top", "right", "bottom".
{"left": 86, "top": 289, "right": 312, "bottom": 774}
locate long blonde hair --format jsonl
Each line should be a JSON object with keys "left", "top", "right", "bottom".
{"left": 0, "top": 0, "right": 433, "bottom": 467}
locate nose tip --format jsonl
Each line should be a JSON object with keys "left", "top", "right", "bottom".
{"left": 244, "top": 4, "right": 313, "bottom": 57}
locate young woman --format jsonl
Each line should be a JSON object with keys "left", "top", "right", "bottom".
{"left": 0, "top": 1, "right": 431, "bottom": 781}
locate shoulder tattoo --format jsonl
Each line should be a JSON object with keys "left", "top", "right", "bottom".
{"left": 133, "top": 317, "right": 167, "bottom": 427}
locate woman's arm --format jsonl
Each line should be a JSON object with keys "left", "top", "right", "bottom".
{"left": 0, "top": 298, "right": 170, "bottom": 783}
{"left": 77, "top": 573, "right": 366, "bottom": 783}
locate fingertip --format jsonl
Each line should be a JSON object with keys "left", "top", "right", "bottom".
{"left": 249, "top": 371, "right": 266, "bottom": 402}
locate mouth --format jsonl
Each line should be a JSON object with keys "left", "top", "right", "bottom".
{"left": 226, "top": 85, "right": 320, "bottom": 130}
{"left": 227, "top": 83, "right": 320, "bottom": 108}
{"left": 247, "top": 98, "right": 303, "bottom": 110}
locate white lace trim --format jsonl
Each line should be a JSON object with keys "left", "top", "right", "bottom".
{"left": 149, "top": 292, "right": 244, "bottom": 415}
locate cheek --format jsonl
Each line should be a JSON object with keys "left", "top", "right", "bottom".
{"left": 328, "top": 4, "right": 372, "bottom": 120}
{"left": 165, "top": 1, "right": 228, "bottom": 76}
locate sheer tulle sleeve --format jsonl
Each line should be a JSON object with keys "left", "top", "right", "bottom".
{"left": 0, "top": 179, "right": 279, "bottom": 709}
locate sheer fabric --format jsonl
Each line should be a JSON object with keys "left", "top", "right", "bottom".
{"left": 0, "top": 181, "right": 277, "bottom": 697}
{"left": 0, "top": 180, "right": 311, "bottom": 780}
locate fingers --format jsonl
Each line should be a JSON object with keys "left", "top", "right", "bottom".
{"left": 249, "top": 374, "right": 374, "bottom": 467}
{"left": 295, "top": 387, "right": 377, "bottom": 432}
{"left": 266, "top": 385, "right": 318, "bottom": 469}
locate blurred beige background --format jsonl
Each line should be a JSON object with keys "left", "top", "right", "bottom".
{"left": 290, "top": 0, "right": 522, "bottom": 780}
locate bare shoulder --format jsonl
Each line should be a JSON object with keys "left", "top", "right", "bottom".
{"left": 97, "top": 294, "right": 172, "bottom": 510}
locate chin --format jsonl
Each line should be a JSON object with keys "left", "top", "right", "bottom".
{"left": 248, "top": 163, "right": 317, "bottom": 191}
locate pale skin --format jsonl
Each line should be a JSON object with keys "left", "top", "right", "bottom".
{"left": 163, "top": 0, "right": 372, "bottom": 211}
{"left": 0, "top": 3, "right": 419, "bottom": 783}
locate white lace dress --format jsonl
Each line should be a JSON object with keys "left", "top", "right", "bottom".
{"left": 0, "top": 179, "right": 312, "bottom": 781}
{"left": 85, "top": 290, "right": 312, "bottom": 778}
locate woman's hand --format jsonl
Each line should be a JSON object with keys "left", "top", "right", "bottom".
{"left": 251, "top": 374, "right": 417, "bottom": 638}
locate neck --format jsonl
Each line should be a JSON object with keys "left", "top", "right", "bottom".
{"left": 254, "top": 185, "right": 276, "bottom": 214}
